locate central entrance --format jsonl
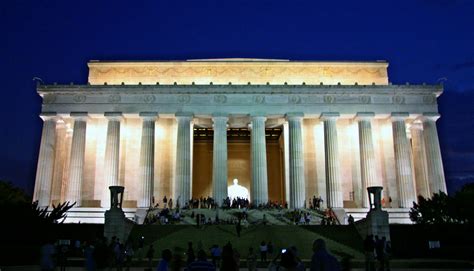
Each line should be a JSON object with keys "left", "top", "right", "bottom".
{"left": 192, "top": 127, "right": 285, "bottom": 202}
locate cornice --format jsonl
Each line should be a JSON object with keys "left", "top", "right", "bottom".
{"left": 37, "top": 84, "right": 443, "bottom": 96}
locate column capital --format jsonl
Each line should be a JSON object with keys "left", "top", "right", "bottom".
{"left": 212, "top": 116, "right": 228, "bottom": 130}
{"left": 320, "top": 112, "right": 340, "bottom": 121}
{"left": 212, "top": 112, "right": 228, "bottom": 118}
{"left": 212, "top": 113, "right": 228, "bottom": 122}
{"left": 285, "top": 112, "right": 304, "bottom": 121}
{"left": 175, "top": 112, "right": 194, "bottom": 120}
{"left": 355, "top": 112, "right": 375, "bottom": 121}
{"left": 420, "top": 112, "right": 440, "bottom": 122}
{"left": 40, "top": 112, "right": 58, "bottom": 121}
{"left": 139, "top": 112, "right": 158, "bottom": 120}
{"left": 70, "top": 112, "right": 89, "bottom": 121}
{"left": 104, "top": 112, "right": 123, "bottom": 121}
{"left": 390, "top": 112, "right": 409, "bottom": 122}
{"left": 250, "top": 115, "right": 267, "bottom": 122}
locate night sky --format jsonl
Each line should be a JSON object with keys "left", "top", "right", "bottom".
{"left": 1, "top": 1, "right": 473, "bottom": 195}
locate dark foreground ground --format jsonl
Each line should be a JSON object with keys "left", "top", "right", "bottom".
{"left": 1, "top": 223, "right": 473, "bottom": 269}
{"left": 2, "top": 260, "right": 474, "bottom": 271}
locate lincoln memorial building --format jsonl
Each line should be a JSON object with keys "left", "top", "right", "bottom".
{"left": 33, "top": 59, "right": 447, "bottom": 223}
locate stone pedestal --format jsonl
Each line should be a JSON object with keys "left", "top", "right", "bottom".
{"left": 104, "top": 186, "right": 134, "bottom": 242}
{"left": 355, "top": 186, "right": 391, "bottom": 241}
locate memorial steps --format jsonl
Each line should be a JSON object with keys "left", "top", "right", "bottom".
{"left": 61, "top": 207, "right": 412, "bottom": 224}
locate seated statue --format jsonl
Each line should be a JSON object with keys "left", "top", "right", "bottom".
{"left": 227, "top": 178, "right": 249, "bottom": 201}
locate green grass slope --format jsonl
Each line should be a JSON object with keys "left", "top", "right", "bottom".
{"left": 129, "top": 225, "right": 364, "bottom": 260}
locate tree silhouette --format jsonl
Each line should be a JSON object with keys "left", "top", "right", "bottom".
{"left": 32, "top": 200, "right": 76, "bottom": 224}
{"left": 410, "top": 184, "right": 474, "bottom": 225}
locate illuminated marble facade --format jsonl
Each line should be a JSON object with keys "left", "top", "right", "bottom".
{"left": 33, "top": 59, "right": 446, "bottom": 222}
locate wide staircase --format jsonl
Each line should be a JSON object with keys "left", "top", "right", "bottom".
{"left": 145, "top": 207, "right": 330, "bottom": 226}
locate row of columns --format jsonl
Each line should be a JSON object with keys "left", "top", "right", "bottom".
{"left": 34, "top": 111, "right": 446, "bottom": 209}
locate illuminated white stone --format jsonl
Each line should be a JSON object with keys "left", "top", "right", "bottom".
{"left": 391, "top": 113, "right": 416, "bottom": 208}
{"left": 410, "top": 121, "right": 430, "bottom": 198}
{"left": 33, "top": 113, "right": 58, "bottom": 208}
{"left": 32, "top": 59, "right": 447, "bottom": 225}
{"left": 228, "top": 179, "right": 249, "bottom": 201}
{"left": 65, "top": 113, "right": 88, "bottom": 207}
{"left": 212, "top": 115, "right": 228, "bottom": 205}
{"left": 287, "top": 113, "right": 305, "bottom": 209}
{"left": 322, "top": 113, "right": 343, "bottom": 208}
{"left": 102, "top": 112, "right": 123, "bottom": 208}
{"left": 357, "top": 112, "right": 377, "bottom": 208}
{"left": 250, "top": 115, "right": 268, "bottom": 206}
{"left": 137, "top": 112, "right": 156, "bottom": 208}
{"left": 421, "top": 113, "right": 447, "bottom": 195}
{"left": 174, "top": 113, "right": 193, "bottom": 207}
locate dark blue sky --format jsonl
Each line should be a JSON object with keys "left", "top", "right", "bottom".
{"left": 1, "top": 0, "right": 473, "bottom": 194}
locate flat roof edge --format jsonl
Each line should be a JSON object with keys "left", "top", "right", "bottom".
{"left": 88, "top": 60, "right": 389, "bottom": 67}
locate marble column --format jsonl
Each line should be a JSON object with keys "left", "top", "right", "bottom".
{"left": 212, "top": 114, "right": 228, "bottom": 206}
{"left": 175, "top": 113, "right": 193, "bottom": 207}
{"left": 391, "top": 113, "right": 416, "bottom": 208}
{"left": 250, "top": 115, "right": 269, "bottom": 206}
{"left": 322, "top": 113, "right": 343, "bottom": 208}
{"left": 137, "top": 112, "right": 157, "bottom": 208}
{"left": 357, "top": 112, "right": 377, "bottom": 208}
{"left": 282, "top": 121, "right": 290, "bottom": 206}
{"left": 421, "top": 113, "right": 447, "bottom": 194}
{"left": 65, "top": 112, "right": 88, "bottom": 207}
{"left": 34, "top": 113, "right": 59, "bottom": 208}
{"left": 102, "top": 112, "right": 123, "bottom": 207}
{"left": 286, "top": 113, "right": 305, "bottom": 209}
{"left": 410, "top": 121, "right": 430, "bottom": 198}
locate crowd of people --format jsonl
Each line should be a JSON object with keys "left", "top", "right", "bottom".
{"left": 309, "top": 196, "right": 324, "bottom": 210}
{"left": 143, "top": 194, "right": 363, "bottom": 228}
{"left": 154, "top": 195, "right": 322, "bottom": 211}
{"left": 40, "top": 236, "right": 138, "bottom": 271}
{"left": 363, "top": 234, "right": 392, "bottom": 271}
{"left": 152, "top": 238, "right": 341, "bottom": 271}
{"left": 40, "top": 233, "right": 395, "bottom": 271}
{"left": 144, "top": 195, "right": 344, "bottom": 226}
{"left": 187, "top": 197, "right": 218, "bottom": 209}
{"left": 285, "top": 210, "right": 314, "bottom": 225}
{"left": 186, "top": 196, "right": 289, "bottom": 210}
{"left": 144, "top": 207, "right": 183, "bottom": 225}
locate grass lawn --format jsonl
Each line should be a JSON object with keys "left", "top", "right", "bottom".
{"left": 129, "top": 224, "right": 364, "bottom": 260}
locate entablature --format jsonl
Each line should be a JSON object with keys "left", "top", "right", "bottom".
{"left": 38, "top": 84, "right": 442, "bottom": 118}
{"left": 38, "top": 84, "right": 442, "bottom": 95}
